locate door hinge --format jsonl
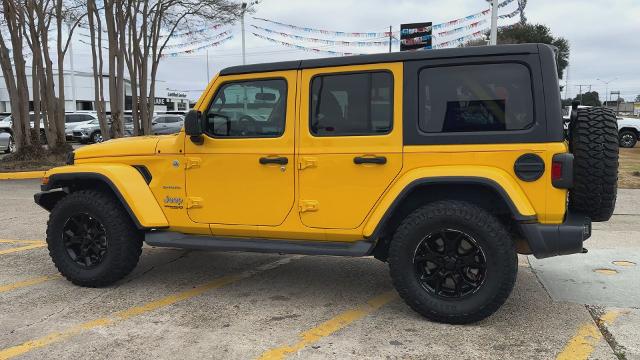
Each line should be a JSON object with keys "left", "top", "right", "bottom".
{"left": 185, "top": 157, "right": 201, "bottom": 169}
{"left": 298, "top": 157, "right": 317, "bottom": 170}
{"left": 186, "top": 197, "right": 203, "bottom": 209}
{"left": 299, "top": 200, "right": 319, "bottom": 213}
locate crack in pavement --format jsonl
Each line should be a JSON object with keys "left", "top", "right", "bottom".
{"left": 587, "top": 305, "right": 629, "bottom": 360}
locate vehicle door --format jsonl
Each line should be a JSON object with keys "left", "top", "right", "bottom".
{"left": 185, "top": 71, "right": 296, "bottom": 226}
{"left": 298, "top": 63, "right": 403, "bottom": 229}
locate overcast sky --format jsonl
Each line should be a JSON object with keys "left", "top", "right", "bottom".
{"left": 69, "top": 0, "right": 640, "bottom": 102}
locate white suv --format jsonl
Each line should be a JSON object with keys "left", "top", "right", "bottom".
{"left": 618, "top": 116, "right": 640, "bottom": 148}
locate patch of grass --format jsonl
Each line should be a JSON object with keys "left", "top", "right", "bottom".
{"left": 0, "top": 146, "right": 68, "bottom": 172}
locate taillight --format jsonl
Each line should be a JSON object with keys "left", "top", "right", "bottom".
{"left": 551, "top": 162, "right": 563, "bottom": 181}
{"left": 551, "top": 153, "right": 574, "bottom": 189}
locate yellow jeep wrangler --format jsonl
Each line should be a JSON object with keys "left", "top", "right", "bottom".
{"left": 35, "top": 44, "right": 619, "bottom": 324}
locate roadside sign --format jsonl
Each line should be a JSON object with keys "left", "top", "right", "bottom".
{"left": 400, "top": 22, "right": 433, "bottom": 51}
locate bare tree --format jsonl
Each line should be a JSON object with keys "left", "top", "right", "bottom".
{"left": 0, "top": 0, "right": 34, "bottom": 155}
{"left": 129, "top": 0, "right": 243, "bottom": 134}
{"left": 86, "top": 0, "right": 109, "bottom": 139}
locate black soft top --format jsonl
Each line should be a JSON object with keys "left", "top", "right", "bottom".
{"left": 220, "top": 43, "right": 547, "bottom": 76}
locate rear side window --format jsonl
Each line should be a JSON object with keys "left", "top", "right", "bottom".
{"left": 310, "top": 72, "right": 393, "bottom": 136}
{"left": 418, "top": 63, "right": 533, "bottom": 133}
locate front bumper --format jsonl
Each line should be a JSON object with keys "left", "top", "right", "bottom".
{"left": 520, "top": 211, "right": 591, "bottom": 259}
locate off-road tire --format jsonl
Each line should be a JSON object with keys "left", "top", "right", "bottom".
{"left": 46, "top": 190, "right": 143, "bottom": 287}
{"left": 618, "top": 129, "right": 637, "bottom": 148}
{"left": 569, "top": 107, "right": 619, "bottom": 222}
{"left": 388, "top": 201, "right": 517, "bottom": 324}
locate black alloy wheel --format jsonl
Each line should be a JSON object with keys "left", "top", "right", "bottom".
{"left": 62, "top": 213, "right": 108, "bottom": 268}
{"left": 413, "top": 229, "right": 487, "bottom": 299}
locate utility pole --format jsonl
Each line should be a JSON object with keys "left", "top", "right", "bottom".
{"left": 389, "top": 25, "right": 393, "bottom": 53}
{"left": 597, "top": 77, "right": 616, "bottom": 107}
{"left": 206, "top": 49, "right": 210, "bottom": 80}
{"left": 576, "top": 84, "right": 592, "bottom": 104}
{"left": 489, "top": 0, "right": 499, "bottom": 45}
{"left": 241, "top": 2, "right": 247, "bottom": 65}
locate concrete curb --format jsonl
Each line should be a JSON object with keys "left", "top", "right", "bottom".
{"left": 0, "top": 171, "right": 46, "bottom": 180}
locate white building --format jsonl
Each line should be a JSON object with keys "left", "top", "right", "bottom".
{"left": 0, "top": 70, "right": 192, "bottom": 114}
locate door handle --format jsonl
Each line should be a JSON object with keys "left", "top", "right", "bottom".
{"left": 259, "top": 156, "right": 289, "bottom": 165}
{"left": 353, "top": 156, "right": 387, "bottom": 165}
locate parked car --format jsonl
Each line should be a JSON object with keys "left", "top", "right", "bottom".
{"left": 0, "top": 113, "right": 47, "bottom": 143}
{"left": 617, "top": 116, "right": 640, "bottom": 148}
{"left": 152, "top": 114, "right": 184, "bottom": 135}
{"left": 35, "top": 44, "right": 618, "bottom": 324}
{"left": 65, "top": 112, "right": 99, "bottom": 141}
{"left": 73, "top": 115, "right": 134, "bottom": 143}
{"left": 0, "top": 131, "right": 13, "bottom": 153}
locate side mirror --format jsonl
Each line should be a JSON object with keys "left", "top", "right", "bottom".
{"left": 184, "top": 110, "right": 205, "bottom": 144}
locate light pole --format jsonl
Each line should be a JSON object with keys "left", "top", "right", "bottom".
{"left": 489, "top": 0, "right": 499, "bottom": 45}
{"left": 596, "top": 77, "right": 617, "bottom": 106}
{"left": 241, "top": 2, "right": 247, "bottom": 65}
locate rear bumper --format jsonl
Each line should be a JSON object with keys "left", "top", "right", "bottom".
{"left": 520, "top": 211, "right": 591, "bottom": 259}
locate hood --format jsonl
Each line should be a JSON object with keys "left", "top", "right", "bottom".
{"left": 618, "top": 117, "right": 640, "bottom": 129}
{"left": 74, "top": 136, "right": 161, "bottom": 160}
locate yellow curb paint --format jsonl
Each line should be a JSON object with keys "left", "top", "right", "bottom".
{"left": 0, "top": 243, "right": 47, "bottom": 255}
{"left": 0, "top": 275, "right": 60, "bottom": 294}
{"left": 0, "top": 256, "right": 298, "bottom": 360}
{"left": 258, "top": 291, "right": 398, "bottom": 360}
{"left": 556, "top": 310, "right": 623, "bottom": 360}
{"left": 0, "top": 171, "right": 46, "bottom": 180}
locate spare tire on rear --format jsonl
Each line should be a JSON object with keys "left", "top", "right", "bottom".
{"left": 568, "top": 107, "right": 619, "bottom": 222}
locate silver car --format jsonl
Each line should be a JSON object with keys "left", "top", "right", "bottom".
{"left": 0, "top": 132, "right": 13, "bottom": 154}
{"left": 152, "top": 115, "right": 184, "bottom": 135}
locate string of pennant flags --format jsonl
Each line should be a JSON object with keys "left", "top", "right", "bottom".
{"left": 251, "top": 32, "right": 364, "bottom": 56}
{"left": 160, "top": 35, "right": 234, "bottom": 57}
{"left": 436, "top": 19, "right": 487, "bottom": 37}
{"left": 70, "top": 0, "right": 522, "bottom": 58}
{"left": 251, "top": 25, "right": 397, "bottom": 47}
{"left": 163, "top": 29, "right": 233, "bottom": 49}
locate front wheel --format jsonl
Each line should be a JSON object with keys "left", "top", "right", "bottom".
{"left": 4, "top": 135, "right": 14, "bottom": 154}
{"left": 388, "top": 201, "right": 517, "bottom": 324}
{"left": 46, "top": 190, "right": 143, "bottom": 287}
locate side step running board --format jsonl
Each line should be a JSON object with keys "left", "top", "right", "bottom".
{"left": 145, "top": 231, "right": 374, "bottom": 257}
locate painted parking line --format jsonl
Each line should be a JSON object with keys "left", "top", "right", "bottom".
{"left": 556, "top": 310, "right": 622, "bottom": 360}
{"left": 258, "top": 291, "right": 398, "bottom": 360}
{"left": 0, "top": 240, "right": 46, "bottom": 255}
{"left": 0, "top": 171, "right": 46, "bottom": 180}
{"left": 0, "top": 256, "right": 299, "bottom": 360}
{"left": 0, "top": 275, "right": 60, "bottom": 294}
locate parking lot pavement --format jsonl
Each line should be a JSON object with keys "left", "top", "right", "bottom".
{"left": 0, "top": 179, "right": 637, "bottom": 359}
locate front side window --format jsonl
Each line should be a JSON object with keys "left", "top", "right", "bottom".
{"left": 205, "top": 79, "right": 287, "bottom": 138}
{"left": 419, "top": 63, "right": 534, "bottom": 133}
{"left": 310, "top": 72, "right": 393, "bottom": 136}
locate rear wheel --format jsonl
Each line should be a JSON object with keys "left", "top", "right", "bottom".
{"left": 619, "top": 129, "right": 637, "bottom": 148}
{"left": 46, "top": 190, "right": 142, "bottom": 287}
{"left": 569, "top": 107, "right": 619, "bottom": 222}
{"left": 388, "top": 201, "right": 517, "bottom": 324}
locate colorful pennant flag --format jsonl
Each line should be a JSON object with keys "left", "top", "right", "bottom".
{"left": 251, "top": 25, "right": 395, "bottom": 47}
{"left": 251, "top": 32, "right": 364, "bottom": 56}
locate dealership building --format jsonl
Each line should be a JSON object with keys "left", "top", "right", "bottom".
{"left": 0, "top": 70, "right": 192, "bottom": 114}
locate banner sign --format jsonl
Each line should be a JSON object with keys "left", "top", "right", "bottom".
{"left": 400, "top": 22, "right": 433, "bottom": 51}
